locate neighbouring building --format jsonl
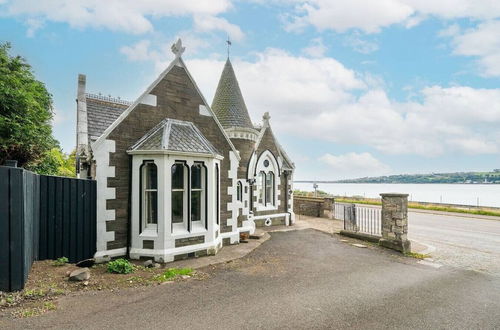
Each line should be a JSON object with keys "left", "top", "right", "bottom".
{"left": 75, "top": 39, "right": 295, "bottom": 262}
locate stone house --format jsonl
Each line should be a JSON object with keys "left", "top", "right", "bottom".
{"left": 75, "top": 40, "right": 295, "bottom": 262}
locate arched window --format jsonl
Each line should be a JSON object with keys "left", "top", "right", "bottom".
{"left": 142, "top": 162, "right": 158, "bottom": 229}
{"left": 266, "top": 171, "right": 274, "bottom": 206}
{"left": 237, "top": 181, "right": 243, "bottom": 202}
{"left": 191, "top": 163, "right": 206, "bottom": 228}
{"left": 171, "top": 163, "right": 186, "bottom": 226}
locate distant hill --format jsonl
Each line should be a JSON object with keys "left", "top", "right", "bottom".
{"left": 297, "top": 170, "right": 500, "bottom": 184}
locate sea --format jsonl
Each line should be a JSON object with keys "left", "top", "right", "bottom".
{"left": 293, "top": 182, "right": 500, "bottom": 208}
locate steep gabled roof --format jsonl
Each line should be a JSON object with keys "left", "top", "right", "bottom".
{"left": 86, "top": 94, "right": 130, "bottom": 143}
{"left": 92, "top": 39, "right": 240, "bottom": 161}
{"left": 211, "top": 58, "right": 254, "bottom": 129}
{"left": 129, "top": 119, "right": 221, "bottom": 157}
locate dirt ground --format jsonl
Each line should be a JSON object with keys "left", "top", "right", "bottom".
{"left": 0, "top": 259, "right": 207, "bottom": 318}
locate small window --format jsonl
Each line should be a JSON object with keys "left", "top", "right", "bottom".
{"left": 171, "top": 163, "right": 186, "bottom": 224}
{"left": 237, "top": 181, "right": 243, "bottom": 202}
{"left": 266, "top": 171, "right": 274, "bottom": 205}
{"left": 142, "top": 162, "right": 158, "bottom": 228}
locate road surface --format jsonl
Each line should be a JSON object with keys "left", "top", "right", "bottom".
{"left": 4, "top": 229, "right": 500, "bottom": 329}
{"left": 408, "top": 211, "right": 500, "bottom": 275}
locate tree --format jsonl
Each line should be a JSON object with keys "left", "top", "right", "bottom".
{"left": 0, "top": 42, "right": 57, "bottom": 168}
{"left": 31, "top": 148, "right": 76, "bottom": 177}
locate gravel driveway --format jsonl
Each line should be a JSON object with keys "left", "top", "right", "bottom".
{"left": 4, "top": 229, "right": 500, "bottom": 330}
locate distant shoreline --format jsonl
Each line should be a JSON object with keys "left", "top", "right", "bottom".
{"left": 294, "top": 181, "right": 500, "bottom": 185}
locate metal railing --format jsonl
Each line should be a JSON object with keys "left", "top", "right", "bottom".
{"left": 334, "top": 203, "right": 381, "bottom": 236}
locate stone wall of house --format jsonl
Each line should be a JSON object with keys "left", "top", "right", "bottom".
{"left": 293, "top": 196, "right": 334, "bottom": 218}
{"left": 252, "top": 126, "right": 289, "bottom": 218}
{"left": 175, "top": 236, "right": 205, "bottom": 248}
{"left": 105, "top": 64, "right": 235, "bottom": 250}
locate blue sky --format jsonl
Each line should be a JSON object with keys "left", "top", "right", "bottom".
{"left": 1, "top": 0, "right": 500, "bottom": 180}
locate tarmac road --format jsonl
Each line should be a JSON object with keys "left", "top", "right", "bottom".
{"left": 408, "top": 211, "right": 500, "bottom": 275}
{"left": 4, "top": 229, "right": 500, "bottom": 330}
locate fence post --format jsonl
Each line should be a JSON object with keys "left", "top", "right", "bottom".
{"left": 379, "top": 193, "right": 411, "bottom": 253}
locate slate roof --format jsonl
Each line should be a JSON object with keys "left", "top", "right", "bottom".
{"left": 86, "top": 94, "right": 130, "bottom": 143}
{"left": 129, "top": 119, "right": 221, "bottom": 156}
{"left": 211, "top": 58, "right": 254, "bottom": 129}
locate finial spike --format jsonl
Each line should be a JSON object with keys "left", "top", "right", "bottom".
{"left": 171, "top": 38, "right": 185, "bottom": 58}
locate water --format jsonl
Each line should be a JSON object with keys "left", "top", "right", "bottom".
{"left": 294, "top": 182, "right": 500, "bottom": 208}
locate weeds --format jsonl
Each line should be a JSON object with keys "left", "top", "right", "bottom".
{"left": 53, "top": 257, "right": 69, "bottom": 267}
{"left": 153, "top": 268, "right": 193, "bottom": 282}
{"left": 107, "top": 258, "right": 134, "bottom": 274}
{"left": 404, "top": 252, "right": 430, "bottom": 259}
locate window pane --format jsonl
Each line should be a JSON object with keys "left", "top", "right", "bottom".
{"left": 266, "top": 172, "right": 274, "bottom": 205}
{"left": 172, "top": 191, "right": 184, "bottom": 223}
{"left": 191, "top": 190, "right": 202, "bottom": 222}
{"left": 237, "top": 182, "right": 242, "bottom": 201}
{"left": 172, "top": 164, "right": 184, "bottom": 189}
{"left": 191, "top": 164, "right": 202, "bottom": 189}
{"left": 145, "top": 163, "right": 157, "bottom": 189}
{"left": 145, "top": 191, "right": 157, "bottom": 224}
{"left": 258, "top": 172, "right": 265, "bottom": 203}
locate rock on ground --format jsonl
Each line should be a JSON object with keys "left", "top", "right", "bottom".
{"left": 69, "top": 268, "right": 90, "bottom": 281}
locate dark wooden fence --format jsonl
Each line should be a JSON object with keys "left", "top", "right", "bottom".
{"left": 0, "top": 166, "right": 96, "bottom": 292}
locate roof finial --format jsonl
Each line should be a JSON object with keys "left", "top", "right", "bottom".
{"left": 263, "top": 112, "right": 270, "bottom": 127}
{"left": 171, "top": 38, "right": 185, "bottom": 58}
{"left": 226, "top": 36, "right": 232, "bottom": 59}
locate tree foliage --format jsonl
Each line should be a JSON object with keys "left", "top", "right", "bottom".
{"left": 30, "top": 148, "right": 76, "bottom": 177}
{"left": 0, "top": 42, "right": 57, "bottom": 169}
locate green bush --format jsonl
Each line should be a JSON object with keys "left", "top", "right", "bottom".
{"left": 53, "top": 257, "right": 68, "bottom": 266}
{"left": 107, "top": 258, "right": 134, "bottom": 274}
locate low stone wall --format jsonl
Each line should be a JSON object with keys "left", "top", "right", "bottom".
{"left": 293, "top": 196, "right": 334, "bottom": 218}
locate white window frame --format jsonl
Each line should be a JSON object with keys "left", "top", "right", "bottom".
{"left": 171, "top": 162, "right": 188, "bottom": 233}
{"left": 190, "top": 163, "right": 206, "bottom": 230}
{"left": 142, "top": 161, "right": 158, "bottom": 232}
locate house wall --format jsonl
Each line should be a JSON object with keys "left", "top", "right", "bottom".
{"left": 251, "top": 127, "right": 291, "bottom": 224}
{"left": 97, "top": 64, "right": 235, "bottom": 254}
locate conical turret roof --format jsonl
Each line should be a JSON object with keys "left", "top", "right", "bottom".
{"left": 211, "top": 58, "right": 254, "bottom": 129}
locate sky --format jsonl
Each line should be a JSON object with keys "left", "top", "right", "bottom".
{"left": 1, "top": 0, "right": 500, "bottom": 180}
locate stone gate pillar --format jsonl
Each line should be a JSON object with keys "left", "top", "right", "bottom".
{"left": 379, "top": 193, "right": 411, "bottom": 253}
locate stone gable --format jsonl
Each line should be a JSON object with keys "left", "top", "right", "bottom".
{"left": 105, "top": 65, "right": 234, "bottom": 250}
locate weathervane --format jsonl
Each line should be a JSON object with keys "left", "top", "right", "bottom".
{"left": 226, "top": 36, "right": 232, "bottom": 58}
{"left": 171, "top": 38, "right": 185, "bottom": 58}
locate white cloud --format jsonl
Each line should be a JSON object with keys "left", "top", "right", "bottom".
{"left": 193, "top": 15, "right": 245, "bottom": 41}
{"left": 1, "top": 0, "right": 234, "bottom": 35}
{"left": 284, "top": 0, "right": 415, "bottom": 33}
{"left": 444, "top": 20, "right": 500, "bottom": 77}
{"left": 319, "top": 152, "right": 391, "bottom": 177}
{"left": 343, "top": 32, "right": 379, "bottom": 54}
{"left": 25, "top": 18, "right": 44, "bottom": 37}
{"left": 302, "top": 37, "right": 327, "bottom": 57}
{"left": 284, "top": 0, "right": 500, "bottom": 33}
{"left": 183, "top": 49, "right": 500, "bottom": 157}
